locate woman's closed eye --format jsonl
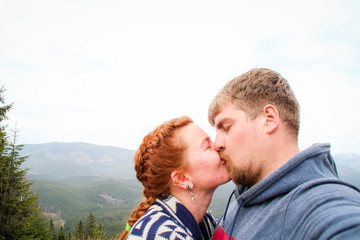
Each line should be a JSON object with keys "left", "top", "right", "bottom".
{"left": 206, "top": 140, "right": 215, "bottom": 150}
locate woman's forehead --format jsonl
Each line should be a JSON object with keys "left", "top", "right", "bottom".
{"left": 182, "top": 123, "right": 209, "bottom": 148}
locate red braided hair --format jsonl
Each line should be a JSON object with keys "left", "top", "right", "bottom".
{"left": 118, "top": 116, "right": 193, "bottom": 240}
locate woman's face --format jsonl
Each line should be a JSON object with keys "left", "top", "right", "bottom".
{"left": 182, "top": 123, "right": 231, "bottom": 191}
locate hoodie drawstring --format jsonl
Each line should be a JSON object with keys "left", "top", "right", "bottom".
{"left": 214, "top": 189, "right": 243, "bottom": 240}
{"left": 228, "top": 199, "right": 243, "bottom": 240}
{"left": 211, "top": 190, "right": 235, "bottom": 240}
{"left": 222, "top": 190, "right": 235, "bottom": 225}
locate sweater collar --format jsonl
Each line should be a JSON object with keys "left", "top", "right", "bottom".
{"left": 157, "top": 195, "right": 203, "bottom": 240}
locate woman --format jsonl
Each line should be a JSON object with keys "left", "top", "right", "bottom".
{"left": 118, "top": 116, "right": 230, "bottom": 240}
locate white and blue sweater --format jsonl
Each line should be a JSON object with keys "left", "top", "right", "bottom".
{"left": 127, "top": 195, "right": 217, "bottom": 240}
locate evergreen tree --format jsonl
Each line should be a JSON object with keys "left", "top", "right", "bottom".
{"left": 94, "top": 222, "right": 106, "bottom": 240}
{"left": 84, "top": 212, "right": 105, "bottom": 240}
{"left": 49, "top": 218, "right": 56, "bottom": 240}
{"left": 0, "top": 87, "right": 13, "bottom": 239}
{"left": 74, "top": 219, "right": 84, "bottom": 240}
{"left": 58, "top": 225, "right": 65, "bottom": 240}
{"left": 0, "top": 87, "right": 51, "bottom": 239}
{"left": 85, "top": 212, "right": 96, "bottom": 239}
{"left": 66, "top": 231, "right": 72, "bottom": 240}
{"left": 0, "top": 88, "right": 11, "bottom": 157}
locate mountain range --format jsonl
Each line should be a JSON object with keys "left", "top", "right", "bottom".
{"left": 22, "top": 142, "right": 360, "bottom": 183}
{"left": 22, "top": 142, "right": 136, "bottom": 180}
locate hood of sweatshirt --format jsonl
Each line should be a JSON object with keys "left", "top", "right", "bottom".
{"left": 234, "top": 143, "right": 338, "bottom": 206}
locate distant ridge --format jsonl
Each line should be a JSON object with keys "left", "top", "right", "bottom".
{"left": 334, "top": 153, "right": 360, "bottom": 188}
{"left": 21, "top": 142, "right": 360, "bottom": 188}
{"left": 21, "top": 142, "right": 136, "bottom": 180}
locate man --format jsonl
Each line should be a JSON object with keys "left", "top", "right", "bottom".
{"left": 208, "top": 68, "right": 360, "bottom": 239}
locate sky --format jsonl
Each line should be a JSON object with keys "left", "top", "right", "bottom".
{"left": 1, "top": 0, "right": 359, "bottom": 154}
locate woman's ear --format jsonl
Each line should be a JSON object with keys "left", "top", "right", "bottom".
{"left": 171, "top": 171, "right": 193, "bottom": 190}
{"left": 263, "top": 104, "right": 280, "bottom": 134}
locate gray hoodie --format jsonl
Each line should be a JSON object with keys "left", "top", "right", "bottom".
{"left": 212, "top": 143, "right": 360, "bottom": 240}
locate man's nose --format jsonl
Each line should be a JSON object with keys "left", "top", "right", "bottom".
{"left": 214, "top": 134, "right": 225, "bottom": 152}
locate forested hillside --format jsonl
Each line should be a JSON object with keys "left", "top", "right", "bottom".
{"left": 31, "top": 177, "right": 143, "bottom": 239}
{"left": 30, "top": 176, "right": 235, "bottom": 239}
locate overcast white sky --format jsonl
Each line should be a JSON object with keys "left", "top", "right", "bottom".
{"left": 1, "top": 0, "right": 359, "bottom": 154}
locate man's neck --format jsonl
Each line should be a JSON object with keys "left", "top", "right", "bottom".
{"left": 258, "top": 137, "right": 300, "bottom": 184}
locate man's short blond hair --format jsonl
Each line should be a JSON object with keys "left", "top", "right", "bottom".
{"left": 208, "top": 68, "right": 300, "bottom": 137}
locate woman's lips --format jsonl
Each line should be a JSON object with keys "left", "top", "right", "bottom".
{"left": 219, "top": 151, "right": 229, "bottom": 166}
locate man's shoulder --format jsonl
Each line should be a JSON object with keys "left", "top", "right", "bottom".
{"left": 286, "top": 178, "right": 360, "bottom": 214}
{"left": 282, "top": 178, "right": 360, "bottom": 239}
{"left": 291, "top": 178, "right": 360, "bottom": 202}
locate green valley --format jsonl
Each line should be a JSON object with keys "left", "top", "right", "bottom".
{"left": 30, "top": 175, "right": 234, "bottom": 239}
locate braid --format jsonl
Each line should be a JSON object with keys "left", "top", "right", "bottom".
{"left": 118, "top": 116, "right": 193, "bottom": 240}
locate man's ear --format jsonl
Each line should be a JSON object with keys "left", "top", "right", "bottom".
{"left": 263, "top": 104, "right": 279, "bottom": 134}
{"left": 171, "top": 171, "right": 193, "bottom": 190}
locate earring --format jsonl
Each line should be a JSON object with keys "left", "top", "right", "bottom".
{"left": 186, "top": 185, "right": 194, "bottom": 201}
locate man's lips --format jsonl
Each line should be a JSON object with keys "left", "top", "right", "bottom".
{"left": 219, "top": 151, "right": 229, "bottom": 166}
{"left": 219, "top": 151, "right": 228, "bottom": 161}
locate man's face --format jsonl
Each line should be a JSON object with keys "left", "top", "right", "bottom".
{"left": 214, "top": 103, "right": 265, "bottom": 186}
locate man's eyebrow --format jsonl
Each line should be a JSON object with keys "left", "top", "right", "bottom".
{"left": 216, "top": 118, "right": 232, "bottom": 130}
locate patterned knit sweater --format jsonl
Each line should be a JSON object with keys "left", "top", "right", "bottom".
{"left": 126, "top": 195, "right": 217, "bottom": 240}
